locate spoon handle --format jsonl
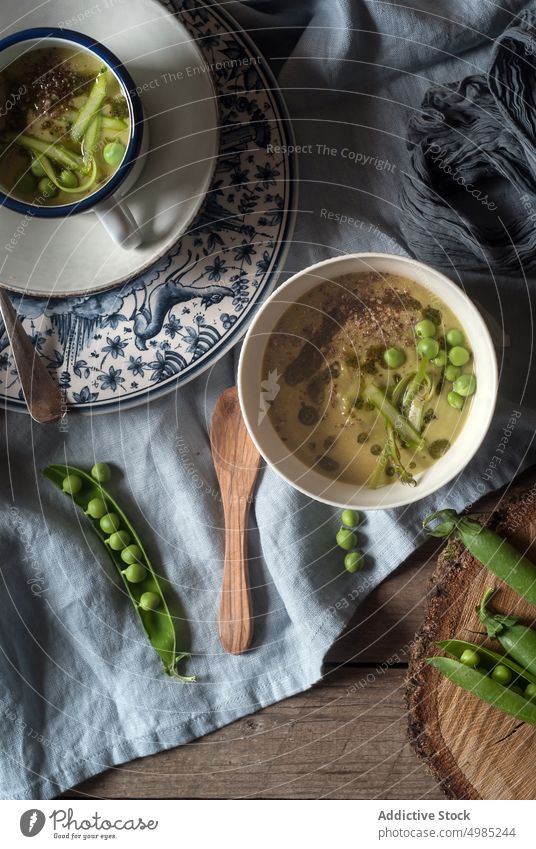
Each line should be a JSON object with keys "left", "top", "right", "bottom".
{"left": 0, "top": 289, "right": 63, "bottom": 423}
{"left": 219, "top": 493, "right": 254, "bottom": 655}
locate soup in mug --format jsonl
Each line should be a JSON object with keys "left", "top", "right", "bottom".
{"left": 0, "top": 47, "right": 130, "bottom": 205}
{"left": 263, "top": 272, "right": 477, "bottom": 489}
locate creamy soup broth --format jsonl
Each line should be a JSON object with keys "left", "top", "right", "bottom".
{"left": 263, "top": 272, "right": 474, "bottom": 488}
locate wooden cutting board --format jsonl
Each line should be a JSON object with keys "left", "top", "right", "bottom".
{"left": 407, "top": 481, "right": 536, "bottom": 799}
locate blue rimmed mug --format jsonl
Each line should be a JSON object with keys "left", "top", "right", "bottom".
{"left": 0, "top": 27, "right": 147, "bottom": 249}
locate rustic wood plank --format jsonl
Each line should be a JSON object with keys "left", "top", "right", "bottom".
{"left": 64, "top": 665, "right": 442, "bottom": 799}
{"left": 328, "top": 539, "right": 440, "bottom": 664}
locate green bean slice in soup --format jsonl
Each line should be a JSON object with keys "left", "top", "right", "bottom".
{"left": 262, "top": 272, "right": 476, "bottom": 489}
{"left": 42, "top": 463, "right": 194, "bottom": 681}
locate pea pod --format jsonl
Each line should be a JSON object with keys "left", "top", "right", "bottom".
{"left": 101, "top": 115, "right": 129, "bottom": 132}
{"left": 364, "top": 383, "right": 425, "bottom": 449}
{"left": 59, "top": 111, "right": 129, "bottom": 132}
{"left": 0, "top": 131, "right": 83, "bottom": 170}
{"left": 42, "top": 463, "right": 194, "bottom": 681}
{"left": 391, "top": 372, "right": 413, "bottom": 407}
{"left": 39, "top": 154, "right": 98, "bottom": 195}
{"left": 82, "top": 113, "right": 101, "bottom": 169}
{"left": 368, "top": 441, "right": 390, "bottom": 489}
{"left": 401, "top": 356, "right": 429, "bottom": 417}
{"left": 71, "top": 67, "right": 108, "bottom": 142}
{"left": 427, "top": 656, "right": 536, "bottom": 727}
{"left": 477, "top": 589, "right": 536, "bottom": 677}
{"left": 386, "top": 423, "right": 416, "bottom": 487}
{"left": 423, "top": 509, "right": 536, "bottom": 607}
{"left": 436, "top": 638, "right": 536, "bottom": 685}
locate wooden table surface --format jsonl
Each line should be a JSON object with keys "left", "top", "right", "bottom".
{"left": 64, "top": 537, "right": 446, "bottom": 800}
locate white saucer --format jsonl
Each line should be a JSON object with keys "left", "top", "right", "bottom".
{"left": 0, "top": 0, "right": 218, "bottom": 297}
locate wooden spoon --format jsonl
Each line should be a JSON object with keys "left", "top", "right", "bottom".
{"left": 211, "top": 386, "right": 261, "bottom": 654}
{"left": 0, "top": 288, "right": 63, "bottom": 423}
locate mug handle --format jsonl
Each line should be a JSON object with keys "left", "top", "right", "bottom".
{"left": 94, "top": 195, "right": 143, "bottom": 249}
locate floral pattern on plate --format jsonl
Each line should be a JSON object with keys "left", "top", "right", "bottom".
{"left": 0, "top": 0, "right": 295, "bottom": 412}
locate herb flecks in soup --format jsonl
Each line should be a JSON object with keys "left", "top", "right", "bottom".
{"left": 0, "top": 47, "right": 130, "bottom": 205}
{"left": 263, "top": 272, "right": 476, "bottom": 489}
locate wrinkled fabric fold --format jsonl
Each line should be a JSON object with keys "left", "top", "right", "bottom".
{"left": 400, "top": 9, "right": 536, "bottom": 270}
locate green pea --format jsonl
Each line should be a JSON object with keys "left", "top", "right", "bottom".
{"left": 444, "top": 364, "right": 461, "bottom": 382}
{"left": 103, "top": 140, "right": 126, "bottom": 167}
{"left": 336, "top": 528, "right": 357, "bottom": 550}
{"left": 100, "top": 512, "right": 120, "bottom": 534}
{"left": 415, "top": 319, "right": 436, "bottom": 338}
{"left": 107, "top": 530, "right": 130, "bottom": 551}
{"left": 460, "top": 648, "right": 480, "bottom": 668}
{"left": 453, "top": 374, "right": 477, "bottom": 397}
{"left": 38, "top": 176, "right": 57, "bottom": 198}
{"left": 58, "top": 169, "right": 78, "bottom": 188}
{"left": 91, "top": 462, "right": 111, "bottom": 483}
{"left": 491, "top": 664, "right": 512, "bottom": 686}
{"left": 85, "top": 497, "right": 107, "bottom": 519}
{"left": 16, "top": 172, "right": 36, "bottom": 193}
{"left": 417, "top": 337, "right": 439, "bottom": 359}
{"left": 447, "top": 391, "right": 464, "bottom": 410}
{"left": 121, "top": 562, "right": 146, "bottom": 584}
{"left": 431, "top": 351, "right": 447, "bottom": 368}
{"left": 31, "top": 157, "right": 46, "bottom": 178}
{"left": 524, "top": 683, "right": 536, "bottom": 701}
{"left": 139, "top": 591, "right": 161, "bottom": 611}
{"left": 344, "top": 551, "right": 364, "bottom": 573}
{"left": 62, "top": 474, "right": 82, "bottom": 495}
{"left": 341, "top": 509, "right": 359, "bottom": 528}
{"left": 446, "top": 328, "right": 464, "bottom": 347}
{"left": 383, "top": 346, "right": 406, "bottom": 369}
{"left": 121, "top": 544, "right": 143, "bottom": 565}
{"left": 448, "top": 346, "right": 470, "bottom": 367}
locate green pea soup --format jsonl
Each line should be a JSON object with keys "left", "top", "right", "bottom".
{"left": 0, "top": 46, "right": 130, "bottom": 205}
{"left": 262, "top": 271, "right": 475, "bottom": 489}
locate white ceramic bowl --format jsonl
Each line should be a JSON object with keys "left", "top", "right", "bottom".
{"left": 237, "top": 253, "right": 498, "bottom": 510}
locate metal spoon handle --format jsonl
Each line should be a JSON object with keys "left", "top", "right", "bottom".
{"left": 0, "top": 289, "right": 63, "bottom": 423}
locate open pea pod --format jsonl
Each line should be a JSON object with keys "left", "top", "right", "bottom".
{"left": 42, "top": 464, "right": 194, "bottom": 681}
{"left": 477, "top": 589, "right": 536, "bottom": 677}
{"left": 437, "top": 638, "right": 536, "bottom": 686}
{"left": 427, "top": 657, "right": 536, "bottom": 728}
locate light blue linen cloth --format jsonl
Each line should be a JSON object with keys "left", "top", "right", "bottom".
{"left": 1, "top": 0, "right": 536, "bottom": 799}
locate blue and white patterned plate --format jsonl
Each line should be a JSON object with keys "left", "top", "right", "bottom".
{"left": 0, "top": 0, "right": 296, "bottom": 412}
